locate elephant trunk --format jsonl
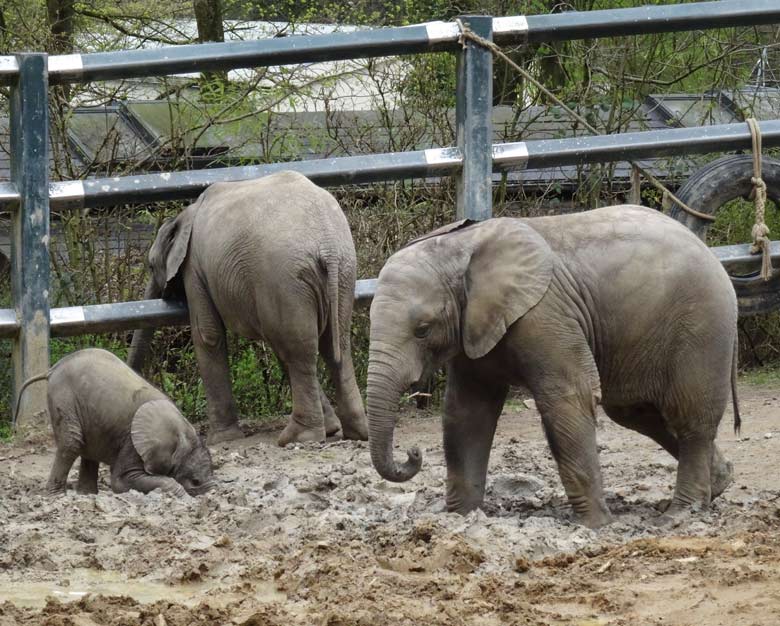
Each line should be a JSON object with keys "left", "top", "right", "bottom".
{"left": 127, "top": 280, "right": 160, "bottom": 373}
{"left": 188, "top": 478, "right": 218, "bottom": 496}
{"left": 366, "top": 357, "right": 422, "bottom": 483}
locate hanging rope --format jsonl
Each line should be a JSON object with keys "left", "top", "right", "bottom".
{"left": 746, "top": 118, "right": 772, "bottom": 281}
{"left": 455, "top": 21, "right": 716, "bottom": 222}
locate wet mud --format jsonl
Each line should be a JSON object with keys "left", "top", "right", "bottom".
{"left": 1, "top": 382, "right": 779, "bottom": 625}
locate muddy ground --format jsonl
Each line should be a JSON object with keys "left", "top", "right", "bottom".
{"left": 0, "top": 381, "right": 779, "bottom": 626}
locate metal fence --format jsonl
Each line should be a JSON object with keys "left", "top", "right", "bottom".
{"left": 3, "top": 0, "right": 780, "bottom": 425}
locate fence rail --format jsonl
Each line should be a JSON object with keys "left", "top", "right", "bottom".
{"left": 5, "top": 0, "right": 780, "bottom": 426}
{"left": 4, "top": 121, "right": 780, "bottom": 211}
{"left": 2, "top": 1, "right": 778, "bottom": 83}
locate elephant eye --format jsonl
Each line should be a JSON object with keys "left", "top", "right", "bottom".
{"left": 191, "top": 478, "right": 201, "bottom": 487}
{"left": 414, "top": 323, "right": 432, "bottom": 339}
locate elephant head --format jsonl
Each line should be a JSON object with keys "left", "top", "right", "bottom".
{"left": 367, "top": 218, "right": 554, "bottom": 482}
{"left": 128, "top": 204, "right": 197, "bottom": 372}
{"left": 131, "top": 399, "right": 216, "bottom": 496}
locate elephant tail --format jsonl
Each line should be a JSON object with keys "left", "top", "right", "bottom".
{"left": 12, "top": 372, "right": 50, "bottom": 428}
{"left": 324, "top": 250, "right": 342, "bottom": 365}
{"left": 731, "top": 334, "right": 741, "bottom": 436}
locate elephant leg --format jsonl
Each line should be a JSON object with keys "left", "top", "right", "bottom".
{"left": 111, "top": 469, "right": 186, "bottom": 497}
{"left": 442, "top": 357, "right": 508, "bottom": 514}
{"left": 666, "top": 434, "right": 714, "bottom": 515}
{"left": 187, "top": 279, "right": 243, "bottom": 445}
{"left": 319, "top": 327, "right": 368, "bottom": 441}
{"left": 110, "top": 441, "right": 186, "bottom": 496}
{"left": 76, "top": 458, "right": 99, "bottom": 495}
{"left": 319, "top": 385, "right": 341, "bottom": 437}
{"left": 535, "top": 392, "right": 612, "bottom": 529}
{"left": 604, "top": 403, "right": 732, "bottom": 501}
{"left": 46, "top": 448, "right": 79, "bottom": 495}
{"left": 277, "top": 354, "right": 326, "bottom": 446}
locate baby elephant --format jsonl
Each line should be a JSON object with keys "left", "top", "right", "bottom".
{"left": 366, "top": 206, "right": 739, "bottom": 528}
{"left": 16, "top": 348, "right": 215, "bottom": 497}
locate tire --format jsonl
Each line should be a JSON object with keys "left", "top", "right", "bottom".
{"left": 668, "top": 154, "right": 780, "bottom": 316}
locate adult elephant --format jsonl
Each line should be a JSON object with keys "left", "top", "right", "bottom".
{"left": 366, "top": 205, "right": 739, "bottom": 528}
{"left": 129, "top": 171, "right": 368, "bottom": 446}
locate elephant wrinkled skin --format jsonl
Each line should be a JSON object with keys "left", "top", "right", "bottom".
{"left": 128, "top": 171, "right": 368, "bottom": 446}
{"left": 366, "top": 205, "right": 739, "bottom": 528}
{"left": 35, "top": 349, "right": 215, "bottom": 497}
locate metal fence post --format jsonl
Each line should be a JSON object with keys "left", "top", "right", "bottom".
{"left": 455, "top": 15, "right": 494, "bottom": 221}
{"left": 10, "top": 53, "right": 51, "bottom": 432}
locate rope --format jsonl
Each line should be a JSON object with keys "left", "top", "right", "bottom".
{"left": 747, "top": 117, "right": 772, "bottom": 281}
{"left": 455, "top": 21, "right": 716, "bottom": 223}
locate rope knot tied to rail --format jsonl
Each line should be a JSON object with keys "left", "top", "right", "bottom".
{"left": 454, "top": 17, "right": 715, "bottom": 224}
{"left": 747, "top": 117, "right": 772, "bottom": 281}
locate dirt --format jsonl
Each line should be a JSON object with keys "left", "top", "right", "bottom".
{"left": 0, "top": 381, "right": 779, "bottom": 626}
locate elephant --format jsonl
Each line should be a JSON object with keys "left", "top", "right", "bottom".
{"left": 128, "top": 171, "right": 368, "bottom": 446}
{"left": 366, "top": 205, "right": 740, "bottom": 528}
{"left": 14, "top": 348, "right": 216, "bottom": 497}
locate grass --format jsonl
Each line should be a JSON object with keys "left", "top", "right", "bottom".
{"left": 740, "top": 365, "right": 780, "bottom": 386}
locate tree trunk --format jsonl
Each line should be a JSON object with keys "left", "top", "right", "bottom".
{"left": 47, "top": 0, "right": 75, "bottom": 54}
{"left": 47, "top": 0, "right": 75, "bottom": 102}
{"left": 193, "top": 0, "right": 229, "bottom": 99}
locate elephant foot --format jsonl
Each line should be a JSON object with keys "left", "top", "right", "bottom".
{"left": 207, "top": 424, "right": 245, "bottom": 445}
{"left": 45, "top": 484, "right": 68, "bottom": 497}
{"left": 341, "top": 417, "right": 368, "bottom": 441}
{"left": 324, "top": 410, "right": 341, "bottom": 437}
{"left": 76, "top": 483, "right": 98, "bottom": 495}
{"left": 574, "top": 509, "right": 614, "bottom": 529}
{"left": 654, "top": 498, "right": 707, "bottom": 527}
{"left": 570, "top": 497, "right": 613, "bottom": 529}
{"left": 711, "top": 459, "right": 734, "bottom": 500}
{"left": 277, "top": 419, "right": 326, "bottom": 447}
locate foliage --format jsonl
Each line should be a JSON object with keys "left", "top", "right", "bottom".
{"left": 741, "top": 364, "right": 780, "bottom": 386}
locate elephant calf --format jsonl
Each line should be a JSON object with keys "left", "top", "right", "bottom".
{"left": 128, "top": 171, "right": 368, "bottom": 447}
{"left": 366, "top": 206, "right": 739, "bottom": 528}
{"left": 17, "top": 348, "right": 215, "bottom": 497}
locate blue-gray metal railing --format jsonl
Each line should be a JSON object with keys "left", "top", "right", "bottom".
{"left": 2, "top": 122, "right": 780, "bottom": 210}
{"left": 9, "top": 54, "right": 50, "bottom": 427}
{"left": 5, "top": 0, "right": 780, "bottom": 426}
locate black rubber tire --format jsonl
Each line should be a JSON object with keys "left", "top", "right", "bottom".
{"left": 668, "top": 154, "right": 780, "bottom": 316}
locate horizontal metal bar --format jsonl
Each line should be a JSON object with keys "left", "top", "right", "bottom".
{"left": 0, "top": 1, "right": 774, "bottom": 86}
{"left": 0, "top": 309, "right": 19, "bottom": 339}
{"left": 355, "top": 279, "right": 377, "bottom": 303}
{"left": 710, "top": 241, "right": 780, "bottom": 274}
{"left": 507, "top": 119, "right": 780, "bottom": 170}
{"left": 44, "top": 149, "right": 461, "bottom": 210}
{"left": 0, "top": 56, "right": 19, "bottom": 79}
{"left": 47, "top": 23, "right": 459, "bottom": 84}
{"left": 0, "top": 243, "right": 776, "bottom": 339}
{"left": 0, "top": 182, "right": 19, "bottom": 208}
{"left": 0, "top": 278, "right": 381, "bottom": 340}
{"left": 50, "top": 299, "right": 189, "bottom": 337}
{"left": 519, "top": 0, "right": 780, "bottom": 44}
{"left": 26, "top": 120, "right": 780, "bottom": 210}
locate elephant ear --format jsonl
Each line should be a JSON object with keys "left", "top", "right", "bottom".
{"left": 463, "top": 219, "right": 554, "bottom": 359}
{"left": 404, "top": 219, "right": 477, "bottom": 248}
{"left": 131, "top": 400, "right": 198, "bottom": 475}
{"left": 149, "top": 206, "right": 196, "bottom": 299}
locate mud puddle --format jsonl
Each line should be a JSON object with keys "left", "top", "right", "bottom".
{"left": 0, "top": 569, "right": 285, "bottom": 608}
{"left": 0, "top": 381, "right": 779, "bottom": 625}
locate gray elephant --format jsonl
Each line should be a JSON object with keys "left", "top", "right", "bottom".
{"left": 128, "top": 171, "right": 368, "bottom": 446}
{"left": 15, "top": 348, "right": 215, "bottom": 497}
{"left": 366, "top": 205, "right": 739, "bottom": 528}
